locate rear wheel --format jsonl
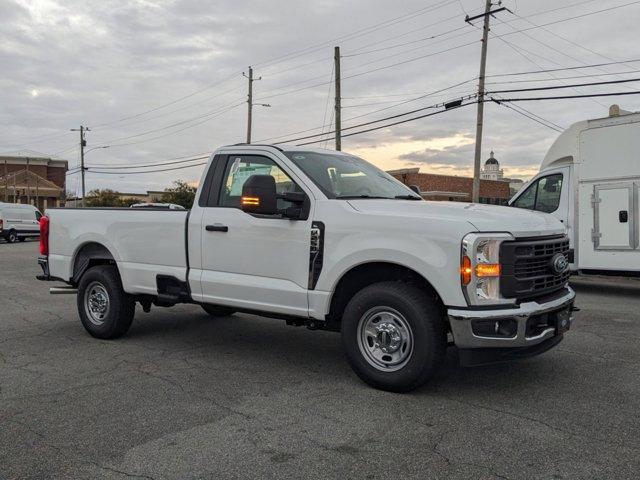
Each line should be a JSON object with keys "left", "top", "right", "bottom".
{"left": 6, "top": 230, "right": 18, "bottom": 243}
{"left": 341, "top": 281, "right": 446, "bottom": 392}
{"left": 77, "top": 265, "right": 135, "bottom": 339}
{"left": 201, "top": 305, "right": 236, "bottom": 317}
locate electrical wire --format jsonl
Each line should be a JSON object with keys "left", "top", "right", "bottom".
{"left": 252, "top": 0, "right": 458, "bottom": 69}
{"left": 85, "top": 155, "right": 209, "bottom": 170}
{"left": 487, "top": 77, "right": 640, "bottom": 94}
{"left": 490, "top": 90, "right": 640, "bottom": 102}
{"left": 88, "top": 162, "right": 208, "bottom": 175}
{"left": 296, "top": 101, "right": 475, "bottom": 146}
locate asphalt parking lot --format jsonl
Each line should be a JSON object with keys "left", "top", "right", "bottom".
{"left": 1, "top": 241, "right": 640, "bottom": 479}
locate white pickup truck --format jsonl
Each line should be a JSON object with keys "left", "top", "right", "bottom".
{"left": 37, "top": 144, "right": 576, "bottom": 392}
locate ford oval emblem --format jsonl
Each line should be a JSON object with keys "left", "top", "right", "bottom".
{"left": 550, "top": 253, "right": 568, "bottom": 275}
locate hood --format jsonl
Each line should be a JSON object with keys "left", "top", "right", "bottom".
{"left": 347, "top": 200, "right": 566, "bottom": 238}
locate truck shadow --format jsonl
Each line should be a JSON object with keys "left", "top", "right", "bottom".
{"left": 122, "top": 307, "right": 561, "bottom": 396}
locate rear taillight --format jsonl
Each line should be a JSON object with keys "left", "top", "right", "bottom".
{"left": 0, "top": 219, "right": 3, "bottom": 231}
{"left": 39, "top": 216, "right": 49, "bottom": 256}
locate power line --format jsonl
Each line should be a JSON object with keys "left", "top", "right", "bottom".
{"left": 487, "top": 77, "right": 640, "bottom": 94}
{"left": 275, "top": 95, "right": 477, "bottom": 145}
{"left": 88, "top": 162, "right": 208, "bottom": 175}
{"left": 296, "top": 101, "right": 475, "bottom": 146}
{"left": 489, "top": 90, "right": 640, "bottom": 102}
{"left": 487, "top": 58, "right": 640, "bottom": 78}
{"left": 485, "top": 68, "right": 640, "bottom": 85}
{"left": 86, "top": 155, "right": 209, "bottom": 170}
{"left": 256, "top": 78, "right": 477, "bottom": 143}
{"left": 97, "top": 103, "right": 245, "bottom": 148}
{"left": 89, "top": 71, "right": 242, "bottom": 129}
{"left": 95, "top": 100, "right": 245, "bottom": 146}
{"left": 493, "top": 99, "right": 564, "bottom": 132}
{"left": 252, "top": 0, "right": 458, "bottom": 69}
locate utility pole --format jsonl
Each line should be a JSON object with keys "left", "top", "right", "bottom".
{"left": 245, "top": 67, "right": 254, "bottom": 143}
{"left": 242, "top": 67, "right": 270, "bottom": 144}
{"left": 467, "top": 0, "right": 507, "bottom": 203}
{"left": 3, "top": 159, "right": 7, "bottom": 202}
{"left": 334, "top": 46, "right": 342, "bottom": 151}
{"left": 71, "top": 126, "right": 89, "bottom": 207}
{"left": 25, "top": 157, "right": 30, "bottom": 205}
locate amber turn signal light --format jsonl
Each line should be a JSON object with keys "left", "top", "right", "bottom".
{"left": 461, "top": 256, "right": 472, "bottom": 285}
{"left": 476, "top": 263, "right": 501, "bottom": 277}
{"left": 241, "top": 196, "right": 260, "bottom": 206}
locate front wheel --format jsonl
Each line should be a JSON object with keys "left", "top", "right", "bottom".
{"left": 6, "top": 230, "right": 18, "bottom": 243}
{"left": 341, "top": 281, "right": 446, "bottom": 392}
{"left": 77, "top": 265, "right": 135, "bottom": 339}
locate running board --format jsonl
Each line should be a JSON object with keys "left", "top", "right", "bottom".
{"left": 50, "top": 287, "right": 78, "bottom": 295}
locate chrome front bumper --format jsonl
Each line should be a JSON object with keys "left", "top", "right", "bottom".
{"left": 447, "top": 287, "right": 576, "bottom": 349}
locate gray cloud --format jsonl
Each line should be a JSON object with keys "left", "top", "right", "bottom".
{"left": 1, "top": 0, "right": 639, "bottom": 193}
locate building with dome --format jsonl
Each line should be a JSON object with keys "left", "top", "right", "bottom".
{"left": 480, "top": 151, "right": 504, "bottom": 181}
{"left": 480, "top": 151, "right": 524, "bottom": 197}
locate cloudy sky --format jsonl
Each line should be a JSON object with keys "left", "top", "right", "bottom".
{"left": 1, "top": 0, "right": 639, "bottom": 195}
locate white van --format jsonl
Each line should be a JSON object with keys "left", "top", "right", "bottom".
{"left": 0, "top": 203, "right": 42, "bottom": 243}
{"left": 510, "top": 106, "right": 640, "bottom": 275}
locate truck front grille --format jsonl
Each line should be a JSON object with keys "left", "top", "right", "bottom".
{"left": 500, "top": 235, "right": 570, "bottom": 301}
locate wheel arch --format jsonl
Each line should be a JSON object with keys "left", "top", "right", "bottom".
{"left": 325, "top": 261, "right": 445, "bottom": 326}
{"left": 71, "top": 241, "right": 119, "bottom": 285}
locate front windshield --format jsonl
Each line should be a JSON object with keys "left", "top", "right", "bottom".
{"left": 284, "top": 151, "right": 421, "bottom": 200}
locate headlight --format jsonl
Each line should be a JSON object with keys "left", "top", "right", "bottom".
{"left": 461, "top": 233, "right": 514, "bottom": 306}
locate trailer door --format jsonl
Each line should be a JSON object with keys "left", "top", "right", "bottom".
{"left": 591, "top": 182, "right": 638, "bottom": 250}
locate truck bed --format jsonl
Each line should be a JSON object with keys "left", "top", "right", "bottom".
{"left": 46, "top": 208, "right": 189, "bottom": 296}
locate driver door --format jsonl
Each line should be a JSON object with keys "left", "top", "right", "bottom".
{"left": 198, "top": 153, "right": 314, "bottom": 317}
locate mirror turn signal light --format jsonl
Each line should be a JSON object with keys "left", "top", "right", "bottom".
{"left": 241, "top": 196, "right": 260, "bottom": 206}
{"left": 461, "top": 256, "right": 472, "bottom": 285}
{"left": 475, "top": 263, "right": 501, "bottom": 277}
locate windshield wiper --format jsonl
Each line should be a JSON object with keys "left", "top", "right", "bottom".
{"left": 394, "top": 195, "right": 422, "bottom": 200}
{"left": 335, "top": 195, "right": 392, "bottom": 199}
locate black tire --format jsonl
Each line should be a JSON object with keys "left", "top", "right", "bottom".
{"left": 6, "top": 230, "right": 18, "bottom": 243}
{"left": 201, "top": 304, "right": 236, "bottom": 317}
{"left": 77, "top": 265, "right": 135, "bottom": 339}
{"left": 341, "top": 281, "right": 446, "bottom": 393}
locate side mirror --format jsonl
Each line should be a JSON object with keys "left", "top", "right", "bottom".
{"left": 241, "top": 175, "right": 278, "bottom": 215}
{"left": 409, "top": 185, "right": 421, "bottom": 195}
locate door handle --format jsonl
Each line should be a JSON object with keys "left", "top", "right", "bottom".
{"left": 619, "top": 210, "right": 628, "bottom": 223}
{"left": 206, "top": 224, "right": 229, "bottom": 232}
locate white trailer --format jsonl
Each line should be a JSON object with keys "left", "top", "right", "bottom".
{"left": 510, "top": 105, "right": 640, "bottom": 274}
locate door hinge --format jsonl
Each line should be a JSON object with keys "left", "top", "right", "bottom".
{"left": 591, "top": 229, "right": 602, "bottom": 243}
{"left": 590, "top": 194, "right": 601, "bottom": 206}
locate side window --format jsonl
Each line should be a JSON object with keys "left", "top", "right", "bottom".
{"left": 513, "top": 182, "right": 537, "bottom": 210}
{"left": 219, "top": 155, "right": 303, "bottom": 209}
{"left": 535, "top": 174, "right": 563, "bottom": 213}
{"left": 35, "top": 211, "right": 42, "bottom": 221}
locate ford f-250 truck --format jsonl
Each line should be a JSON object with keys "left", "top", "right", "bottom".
{"left": 37, "top": 144, "right": 576, "bottom": 392}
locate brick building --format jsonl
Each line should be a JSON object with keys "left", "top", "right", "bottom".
{"left": 388, "top": 168, "right": 511, "bottom": 204}
{"left": 0, "top": 153, "right": 69, "bottom": 210}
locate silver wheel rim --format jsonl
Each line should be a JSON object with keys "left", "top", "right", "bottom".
{"left": 357, "top": 306, "right": 414, "bottom": 372}
{"left": 9, "top": 232, "right": 16, "bottom": 242}
{"left": 84, "top": 281, "right": 110, "bottom": 326}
